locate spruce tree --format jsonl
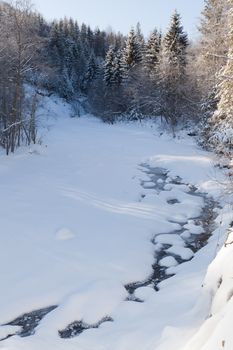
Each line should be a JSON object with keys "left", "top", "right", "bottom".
{"left": 136, "top": 22, "right": 145, "bottom": 50}
{"left": 122, "top": 28, "right": 142, "bottom": 70}
{"left": 159, "top": 11, "right": 188, "bottom": 126}
{"left": 104, "top": 46, "right": 115, "bottom": 86}
{"left": 83, "top": 52, "right": 98, "bottom": 91}
{"left": 144, "top": 29, "right": 161, "bottom": 77}
{"left": 163, "top": 11, "right": 188, "bottom": 68}
{"left": 112, "top": 50, "right": 124, "bottom": 86}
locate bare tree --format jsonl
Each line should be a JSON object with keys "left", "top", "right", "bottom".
{"left": 0, "top": 0, "right": 41, "bottom": 154}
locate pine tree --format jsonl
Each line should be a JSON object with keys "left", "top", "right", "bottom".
{"left": 87, "top": 26, "right": 94, "bottom": 48}
{"left": 135, "top": 22, "right": 145, "bottom": 50}
{"left": 163, "top": 11, "right": 188, "bottom": 68}
{"left": 104, "top": 46, "right": 115, "bottom": 86}
{"left": 112, "top": 50, "right": 124, "bottom": 86}
{"left": 74, "top": 21, "right": 80, "bottom": 38}
{"left": 144, "top": 29, "right": 161, "bottom": 76}
{"left": 83, "top": 52, "right": 98, "bottom": 91}
{"left": 49, "top": 21, "right": 63, "bottom": 59}
{"left": 94, "top": 28, "right": 106, "bottom": 57}
{"left": 122, "top": 28, "right": 142, "bottom": 70}
{"left": 159, "top": 11, "right": 188, "bottom": 126}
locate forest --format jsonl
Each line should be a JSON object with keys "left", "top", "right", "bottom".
{"left": 0, "top": 0, "right": 232, "bottom": 154}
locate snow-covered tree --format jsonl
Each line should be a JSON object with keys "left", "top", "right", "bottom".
{"left": 163, "top": 10, "right": 188, "bottom": 68}
{"left": 104, "top": 46, "right": 115, "bottom": 86}
{"left": 112, "top": 50, "right": 124, "bottom": 86}
{"left": 208, "top": 4, "right": 233, "bottom": 152}
{"left": 159, "top": 11, "right": 188, "bottom": 126}
{"left": 144, "top": 29, "right": 161, "bottom": 77}
{"left": 82, "top": 52, "right": 98, "bottom": 92}
{"left": 197, "top": 0, "right": 229, "bottom": 119}
{"left": 122, "top": 28, "right": 142, "bottom": 70}
{"left": 135, "top": 22, "right": 145, "bottom": 51}
{"left": 216, "top": 14, "right": 233, "bottom": 122}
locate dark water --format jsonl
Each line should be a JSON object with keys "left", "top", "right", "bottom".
{"left": 125, "top": 165, "right": 219, "bottom": 299}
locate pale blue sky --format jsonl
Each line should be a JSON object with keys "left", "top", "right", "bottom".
{"left": 32, "top": 0, "right": 204, "bottom": 38}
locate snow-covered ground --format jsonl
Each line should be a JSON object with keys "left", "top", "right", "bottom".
{"left": 0, "top": 97, "right": 232, "bottom": 350}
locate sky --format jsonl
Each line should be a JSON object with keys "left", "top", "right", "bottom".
{"left": 32, "top": 0, "right": 205, "bottom": 38}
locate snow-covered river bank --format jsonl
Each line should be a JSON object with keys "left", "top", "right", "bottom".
{"left": 0, "top": 97, "right": 232, "bottom": 350}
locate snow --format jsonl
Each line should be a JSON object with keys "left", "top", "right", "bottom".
{"left": 159, "top": 256, "right": 178, "bottom": 267}
{"left": 157, "top": 178, "right": 164, "bottom": 184}
{"left": 184, "top": 220, "right": 204, "bottom": 235}
{"left": 134, "top": 287, "right": 156, "bottom": 301}
{"left": 180, "top": 228, "right": 233, "bottom": 350}
{"left": 0, "top": 326, "right": 21, "bottom": 341}
{"left": 165, "top": 246, "right": 194, "bottom": 260}
{"left": 181, "top": 230, "right": 192, "bottom": 239}
{"left": 142, "top": 181, "right": 155, "bottom": 188}
{"left": 0, "top": 95, "right": 232, "bottom": 350}
{"left": 154, "top": 233, "right": 185, "bottom": 246}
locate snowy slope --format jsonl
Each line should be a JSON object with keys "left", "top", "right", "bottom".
{"left": 180, "top": 228, "right": 233, "bottom": 350}
{"left": 0, "top": 96, "right": 232, "bottom": 350}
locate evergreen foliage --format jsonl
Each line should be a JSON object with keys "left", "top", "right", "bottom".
{"left": 122, "top": 28, "right": 142, "bottom": 70}
{"left": 144, "top": 29, "right": 161, "bottom": 77}
{"left": 159, "top": 11, "right": 189, "bottom": 126}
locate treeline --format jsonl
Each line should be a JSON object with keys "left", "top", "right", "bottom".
{"left": 91, "top": 15, "right": 189, "bottom": 126}
{"left": 0, "top": 0, "right": 125, "bottom": 153}
{"left": 0, "top": 0, "right": 232, "bottom": 155}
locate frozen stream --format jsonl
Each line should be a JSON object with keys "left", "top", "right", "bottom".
{"left": 0, "top": 165, "right": 219, "bottom": 341}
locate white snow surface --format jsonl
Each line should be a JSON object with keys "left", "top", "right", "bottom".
{"left": 0, "top": 96, "right": 232, "bottom": 350}
{"left": 159, "top": 256, "right": 178, "bottom": 268}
